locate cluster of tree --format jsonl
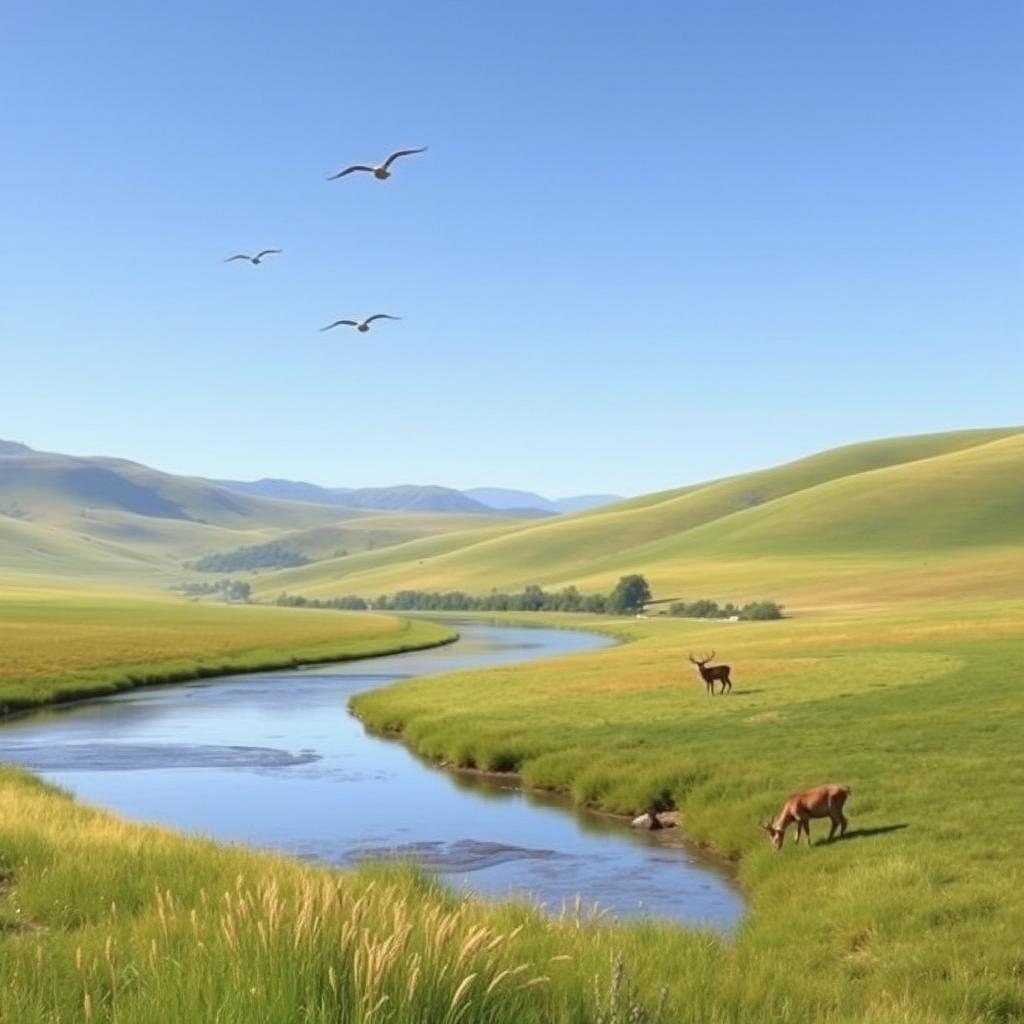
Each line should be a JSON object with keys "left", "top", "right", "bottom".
{"left": 189, "top": 542, "right": 309, "bottom": 573}
{"left": 273, "top": 575, "right": 654, "bottom": 616}
{"left": 668, "top": 598, "right": 784, "bottom": 620}
{"left": 172, "top": 579, "right": 252, "bottom": 602}
{"left": 271, "top": 575, "right": 783, "bottom": 620}
{"left": 275, "top": 593, "right": 369, "bottom": 610}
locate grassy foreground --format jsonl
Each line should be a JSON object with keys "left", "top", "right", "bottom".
{"left": 352, "top": 604, "right": 1024, "bottom": 1022}
{"left": 3, "top": 587, "right": 1024, "bottom": 1020}
{"left": 0, "top": 587, "right": 454, "bottom": 714}
{"left": 0, "top": 766, "right": 748, "bottom": 1024}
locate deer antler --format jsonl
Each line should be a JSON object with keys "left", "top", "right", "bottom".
{"left": 704, "top": 650, "right": 716, "bottom": 663}
{"left": 687, "top": 652, "right": 699, "bottom": 664}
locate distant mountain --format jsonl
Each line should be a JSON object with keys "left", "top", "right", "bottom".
{"left": 0, "top": 439, "right": 32, "bottom": 455}
{"left": 1, "top": 439, "right": 609, "bottom": 523}
{"left": 215, "top": 478, "right": 350, "bottom": 506}
{"left": 0, "top": 441, "right": 339, "bottom": 530}
{"left": 463, "top": 487, "right": 557, "bottom": 513}
{"left": 552, "top": 494, "right": 623, "bottom": 514}
{"left": 330, "top": 485, "right": 493, "bottom": 515}
{"left": 217, "top": 478, "right": 562, "bottom": 516}
{"left": 216, "top": 478, "right": 501, "bottom": 515}
{"left": 464, "top": 488, "right": 623, "bottom": 515}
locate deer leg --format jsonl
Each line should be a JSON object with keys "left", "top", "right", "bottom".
{"left": 839, "top": 812, "right": 848, "bottom": 838}
{"left": 827, "top": 817, "right": 838, "bottom": 842}
{"left": 803, "top": 820, "right": 812, "bottom": 846}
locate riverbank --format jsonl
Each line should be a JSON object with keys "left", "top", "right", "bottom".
{"left": 4, "top": 597, "right": 1024, "bottom": 1020}
{"left": 350, "top": 602, "right": 1024, "bottom": 1022}
{"left": 0, "top": 588, "right": 456, "bottom": 716}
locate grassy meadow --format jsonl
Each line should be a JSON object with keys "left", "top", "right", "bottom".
{"left": 3, "top": 595, "right": 1023, "bottom": 1021}
{"left": 0, "top": 587, "right": 454, "bottom": 712}
{"left": 3, "top": 426, "right": 1024, "bottom": 1021}
{"left": 350, "top": 601, "right": 1024, "bottom": 1021}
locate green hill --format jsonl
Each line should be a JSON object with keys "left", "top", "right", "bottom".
{"left": 0, "top": 445, "right": 524, "bottom": 585}
{"left": 251, "top": 427, "right": 1024, "bottom": 605}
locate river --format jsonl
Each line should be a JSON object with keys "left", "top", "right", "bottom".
{"left": 0, "top": 621, "right": 742, "bottom": 928}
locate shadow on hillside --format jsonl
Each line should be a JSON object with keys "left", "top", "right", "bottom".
{"left": 825, "top": 823, "right": 909, "bottom": 844}
{"left": 728, "top": 688, "right": 765, "bottom": 696}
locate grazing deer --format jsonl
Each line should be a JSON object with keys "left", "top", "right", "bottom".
{"left": 760, "top": 783, "right": 850, "bottom": 850}
{"left": 688, "top": 651, "right": 732, "bottom": 695}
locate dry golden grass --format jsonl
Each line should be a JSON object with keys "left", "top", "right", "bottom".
{"left": 0, "top": 585, "right": 453, "bottom": 712}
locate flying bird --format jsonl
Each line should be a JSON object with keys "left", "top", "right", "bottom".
{"left": 327, "top": 147, "right": 427, "bottom": 181}
{"left": 320, "top": 314, "right": 402, "bottom": 334}
{"left": 224, "top": 249, "right": 282, "bottom": 265}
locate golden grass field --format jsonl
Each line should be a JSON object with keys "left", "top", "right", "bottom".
{"left": 0, "top": 585, "right": 454, "bottom": 711}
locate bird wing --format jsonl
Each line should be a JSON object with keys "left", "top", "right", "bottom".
{"left": 362, "top": 314, "right": 402, "bottom": 325}
{"left": 382, "top": 147, "right": 428, "bottom": 170}
{"left": 255, "top": 249, "right": 282, "bottom": 259}
{"left": 320, "top": 320, "right": 359, "bottom": 331}
{"left": 326, "top": 165, "right": 374, "bottom": 180}
{"left": 224, "top": 254, "right": 250, "bottom": 262}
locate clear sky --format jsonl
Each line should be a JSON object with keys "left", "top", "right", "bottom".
{"left": 2, "top": 1, "right": 1021, "bottom": 497}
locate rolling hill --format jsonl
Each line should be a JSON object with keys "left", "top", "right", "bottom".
{"left": 6, "top": 427, "right": 1023, "bottom": 607}
{"left": 250, "top": 426, "right": 1024, "bottom": 607}
{"left": 0, "top": 443, "right": 528, "bottom": 584}
{"left": 217, "top": 478, "right": 499, "bottom": 515}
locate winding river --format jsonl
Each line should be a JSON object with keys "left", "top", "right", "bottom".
{"left": 0, "top": 621, "right": 742, "bottom": 928}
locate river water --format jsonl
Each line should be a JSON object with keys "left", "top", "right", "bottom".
{"left": 0, "top": 621, "right": 742, "bottom": 927}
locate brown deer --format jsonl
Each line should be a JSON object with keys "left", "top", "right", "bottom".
{"left": 760, "top": 783, "right": 850, "bottom": 850}
{"left": 688, "top": 651, "right": 732, "bottom": 695}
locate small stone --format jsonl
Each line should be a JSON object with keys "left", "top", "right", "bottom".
{"left": 631, "top": 811, "right": 663, "bottom": 830}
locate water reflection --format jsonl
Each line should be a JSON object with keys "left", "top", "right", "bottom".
{"left": 0, "top": 622, "right": 742, "bottom": 928}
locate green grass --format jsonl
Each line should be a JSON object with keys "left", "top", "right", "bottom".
{"left": 4, "top": 426, "right": 1024, "bottom": 1020}
{"left": 0, "top": 766, "right": 752, "bottom": 1024}
{"left": 350, "top": 604, "right": 1024, "bottom": 1022}
{"left": 251, "top": 427, "right": 1024, "bottom": 604}
{"left": 3, "top": 601, "right": 1024, "bottom": 1021}
{"left": 0, "top": 586, "right": 454, "bottom": 713}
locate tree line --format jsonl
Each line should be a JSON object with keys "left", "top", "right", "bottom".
{"left": 190, "top": 542, "right": 309, "bottom": 573}
{"left": 667, "top": 598, "right": 784, "bottom": 620}
{"left": 172, "top": 579, "right": 252, "bottom": 602}
{"left": 272, "top": 574, "right": 784, "bottom": 620}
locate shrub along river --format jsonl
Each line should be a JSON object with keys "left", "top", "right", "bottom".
{"left": 0, "top": 621, "right": 743, "bottom": 927}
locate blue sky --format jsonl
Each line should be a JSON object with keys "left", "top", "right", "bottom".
{"left": 2, "top": 1, "right": 1021, "bottom": 496}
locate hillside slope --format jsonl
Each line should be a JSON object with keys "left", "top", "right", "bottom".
{"left": 0, "top": 445, "right": 527, "bottom": 583}
{"left": 252, "top": 427, "right": 1024, "bottom": 603}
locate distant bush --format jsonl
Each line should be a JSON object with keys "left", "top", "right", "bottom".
{"left": 737, "top": 600, "right": 785, "bottom": 620}
{"left": 190, "top": 542, "right": 309, "bottom": 573}
{"left": 272, "top": 579, "right": 784, "bottom": 621}
{"left": 274, "top": 584, "right": 613, "bottom": 614}
{"left": 607, "top": 575, "right": 652, "bottom": 615}
{"left": 668, "top": 599, "right": 784, "bottom": 620}
{"left": 275, "top": 593, "right": 367, "bottom": 610}
{"left": 172, "top": 579, "right": 252, "bottom": 603}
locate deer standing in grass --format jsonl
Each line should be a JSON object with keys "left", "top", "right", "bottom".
{"left": 688, "top": 651, "right": 732, "bottom": 695}
{"left": 760, "top": 784, "right": 851, "bottom": 850}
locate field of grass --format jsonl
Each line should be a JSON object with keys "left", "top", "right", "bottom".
{"left": 3, "top": 595, "right": 1023, "bottom": 1021}
{"left": 4, "top": 425, "right": 1024, "bottom": 1021}
{"left": 349, "top": 603, "right": 1024, "bottom": 1021}
{"left": 0, "top": 765, "right": 746, "bottom": 1024}
{"left": 0, "top": 586, "right": 454, "bottom": 713}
